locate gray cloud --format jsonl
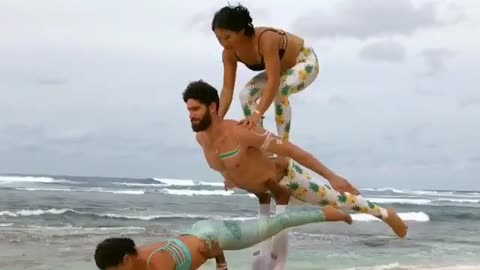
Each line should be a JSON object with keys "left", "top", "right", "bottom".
{"left": 415, "top": 88, "right": 445, "bottom": 97}
{"left": 328, "top": 95, "right": 349, "bottom": 105}
{"left": 419, "top": 48, "right": 455, "bottom": 76}
{"left": 33, "top": 77, "right": 68, "bottom": 86}
{"left": 358, "top": 39, "right": 406, "bottom": 62}
{"left": 291, "top": 0, "right": 451, "bottom": 39}
{"left": 458, "top": 96, "right": 480, "bottom": 108}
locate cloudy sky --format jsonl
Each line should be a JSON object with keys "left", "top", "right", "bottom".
{"left": 1, "top": 0, "right": 478, "bottom": 190}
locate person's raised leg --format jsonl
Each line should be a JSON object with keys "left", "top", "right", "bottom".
{"left": 279, "top": 161, "right": 408, "bottom": 238}
{"left": 239, "top": 72, "right": 267, "bottom": 126}
{"left": 274, "top": 47, "right": 320, "bottom": 142}
{"left": 212, "top": 205, "right": 351, "bottom": 251}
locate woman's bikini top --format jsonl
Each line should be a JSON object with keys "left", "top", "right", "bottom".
{"left": 146, "top": 239, "right": 192, "bottom": 270}
{"left": 234, "top": 28, "right": 289, "bottom": 71}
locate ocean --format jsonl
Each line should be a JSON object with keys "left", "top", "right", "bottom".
{"left": 1, "top": 174, "right": 480, "bottom": 270}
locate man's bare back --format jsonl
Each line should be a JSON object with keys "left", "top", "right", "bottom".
{"left": 196, "top": 120, "right": 289, "bottom": 193}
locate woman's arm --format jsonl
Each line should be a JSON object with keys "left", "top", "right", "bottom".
{"left": 215, "top": 253, "right": 228, "bottom": 270}
{"left": 218, "top": 49, "right": 238, "bottom": 119}
{"left": 199, "top": 240, "right": 228, "bottom": 269}
{"left": 254, "top": 32, "right": 282, "bottom": 117}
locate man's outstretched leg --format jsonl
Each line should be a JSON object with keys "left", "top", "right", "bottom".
{"left": 279, "top": 160, "right": 408, "bottom": 238}
{"left": 186, "top": 206, "right": 352, "bottom": 251}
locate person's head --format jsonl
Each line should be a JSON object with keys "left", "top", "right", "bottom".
{"left": 211, "top": 4, "right": 254, "bottom": 49}
{"left": 94, "top": 238, "right": 138, "bottom": 270}
{"left": 182, "top": 80, "right": 220, "bottom": 132}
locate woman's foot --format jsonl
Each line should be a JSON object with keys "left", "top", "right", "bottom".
{"left": 323, "top": 205, "right": 352, "bottom": 224}
{"left": 384, "top": 208, "right": 408, "bottom": 238}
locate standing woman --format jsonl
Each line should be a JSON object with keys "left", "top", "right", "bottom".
{"left": 211, "top": 4, "right": 320, "bottom": 142}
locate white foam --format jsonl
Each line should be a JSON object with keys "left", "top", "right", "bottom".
{"left": 161, "top": 188, "right": 234, "bottom": 196}
{"left": 0, "top": 208, "right": 71, "bottom": 217}
{"left": 0, "top": 175, "right": 80, "bottom": 184}
{"left": 0, "top": 207, "right": 431, "bottom": 224}
{"left": 361, "top": 187, "right": 480, "bottom": 198}
{"left": 352, "top": 211, "right": 430, "bottom": 222}
{"left": 112, "top": 182, "right": 167, "bottom": 187}
{"left": 15, "top": 187, "right": 145, "bottom": 195}
{"left": 153, "top": 178, "right": 224, "bottom": 187}
{"left": 0, "top": 223, "right": 13, "bottom": 227}
{"left": 368, "top": 198, "right": 432, "bottom": 205}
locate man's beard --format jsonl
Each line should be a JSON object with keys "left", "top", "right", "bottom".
{"left": 191, "top": 113, "right": 212, "bottom": 132}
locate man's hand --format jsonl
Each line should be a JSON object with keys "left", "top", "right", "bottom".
{"left": 224, "top": 179, "right": 236, "bottom": 191}
{"left": 329, "top": 175, "right": 360, "bottom": 195}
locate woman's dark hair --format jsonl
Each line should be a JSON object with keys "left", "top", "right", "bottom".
{"left": 94, "top": 238, "right": 137, "bottom": 270}
{"left": 211, "top": 4, "right": 254, "bottom": 37}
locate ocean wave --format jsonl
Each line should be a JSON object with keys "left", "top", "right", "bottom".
{"left": 0, "top": 175, "right": 81, "bottom": 184}
{"left": 0, "top": 208, "right": 431, "bottom": 222}
{"left": 161, "top": 188, "right": 235, "bottom": 196}
{"left": 361, "top": 187, "right": 480, "bottom": 198}
{"left": 351, "top": 212, "right": 430, "bottom": 222}
{"left": 14, "top": 187, "right": 145, "bottom": 195}
{"left": 112, "top": 182, "right": 167, "bottom": 187}
{"left": 345, "top": 262, "right": 480, "bottom": 270}
{"left": 8, "top": 186, "right": 480, "bottom": 207}
{"left": 152, "top": 178, "right": 224, "bottom": 187}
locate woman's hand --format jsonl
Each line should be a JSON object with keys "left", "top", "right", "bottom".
{"left": 199, "top": 240, "right": 224, "bottom": 259}
{"left": 238, "top": 111, "right": 263, "bottom": 129}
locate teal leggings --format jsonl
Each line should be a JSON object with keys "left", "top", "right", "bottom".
{"left": 182, "top": 209, "right": 325, "bottom": 250}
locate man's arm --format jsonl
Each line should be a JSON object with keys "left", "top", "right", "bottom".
{"left": 236, "top": 126, "right": 337, "bottom": 180}
{"left": 235, "top": 125, "right": 359, "bottom": 194}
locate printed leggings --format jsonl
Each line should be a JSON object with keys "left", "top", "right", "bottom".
{"left": 182, "top": 208, "right": 326, "bottom": 250}
{"left": 281, "top": 160, "right": 389, "bottom": 220}
{"left": 239, "top": 47, "right": 320, "bottom": 141}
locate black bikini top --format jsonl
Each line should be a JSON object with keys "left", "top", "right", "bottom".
{"left": 234, "top": 28, "right": 289, "bottom": 71}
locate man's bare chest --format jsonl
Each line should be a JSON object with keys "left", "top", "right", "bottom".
{"left": 203, "top": 136, "right": 247, "bottom": 171}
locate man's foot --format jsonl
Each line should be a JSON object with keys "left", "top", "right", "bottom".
{"left": 323, "top": 205, "right": 352, "bottom": 224}
{"left": 384, "top": 208, "right": 408, "bottom": 238}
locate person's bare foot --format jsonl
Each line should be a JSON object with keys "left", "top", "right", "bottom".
{"left": 384, "top": 208, "right": 408, "bottom": 238}
{"left": 323, "top": 205, "right": 352, "bottom": 224}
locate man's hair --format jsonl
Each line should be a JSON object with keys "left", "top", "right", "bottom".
{"left": 94, "top": 238, "right": 137, "bottom": 270}
{"left": 182, "top": 80, "right": 220, "bottom": 111}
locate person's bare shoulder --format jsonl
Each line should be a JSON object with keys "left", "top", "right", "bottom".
{"left": 222, "top": 119, "right": 240, "bottom": 125}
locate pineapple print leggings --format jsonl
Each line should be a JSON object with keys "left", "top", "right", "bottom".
{"left": 239, "top": 47, "right": 320, "bottom": 141}
{"left": 280, "top": 159, "right": 389, "bottom": 220}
